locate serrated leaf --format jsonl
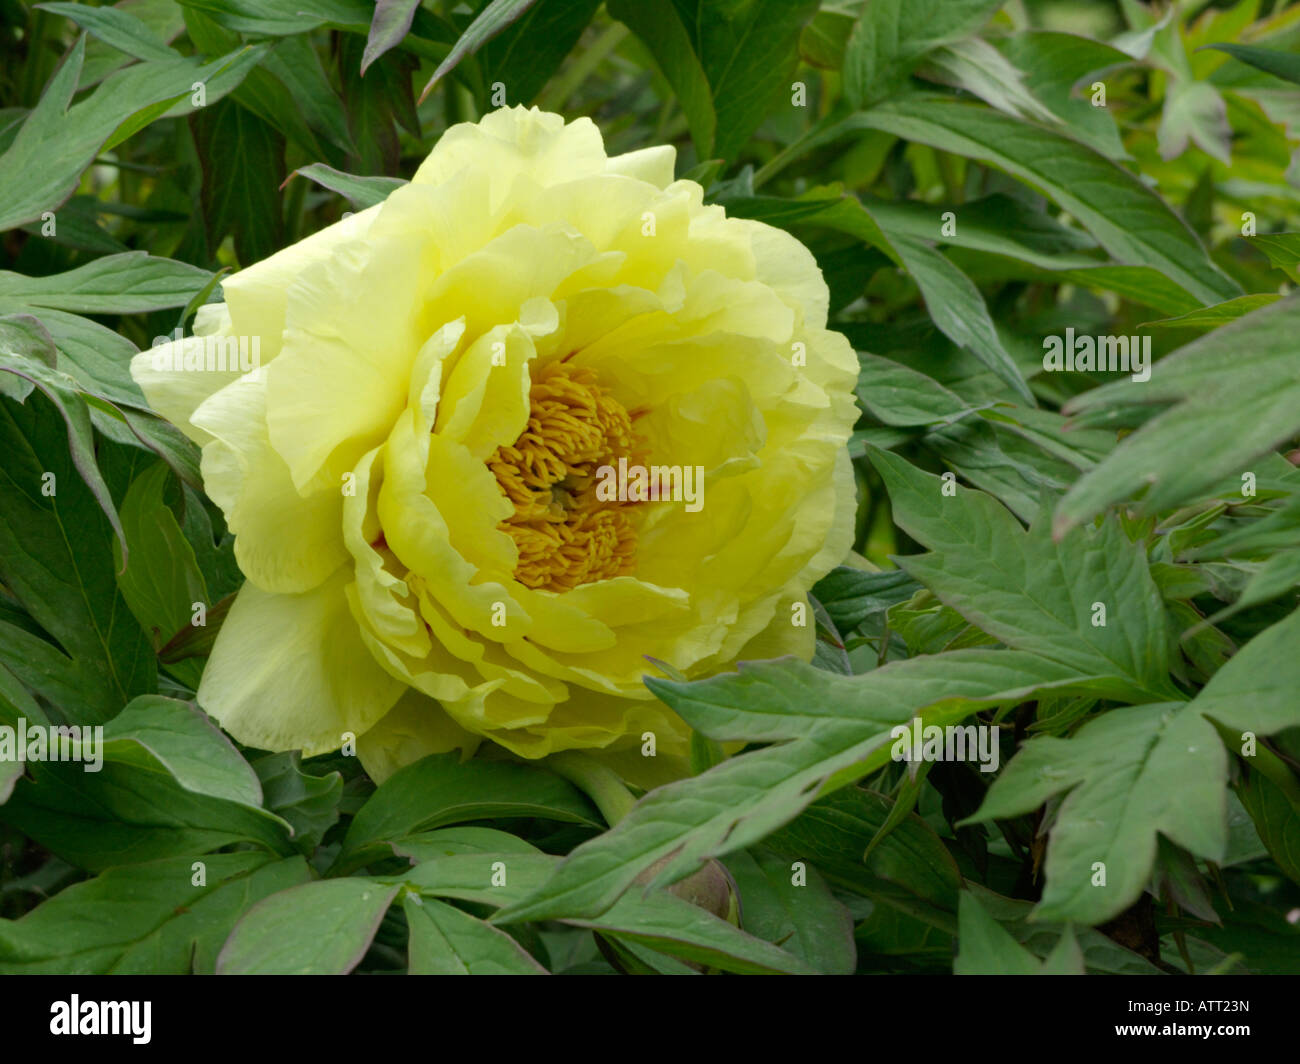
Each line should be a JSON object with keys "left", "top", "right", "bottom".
{"left": 843, "top": 0, "right": 1006, "bottom": 106}
{"left": 1057, "top": 294, "right": 1300, "bottom": 530}
{"left": 851, "top": 96, "right": 1240, "bottom": 306}
{"left": 968, "top": 605, "right": 1300, "bottom": 923}
{"left": 609, "top": 0, "right": 820, "bottom": 161}
{"left": 492, "top": 650, "right": 1106, "bottom": 924}
{"left": 0, "top": 393, "right": 153, "bottom": 720}
{"left": 868, "top": 445, "right": 1180, "bottom": 701}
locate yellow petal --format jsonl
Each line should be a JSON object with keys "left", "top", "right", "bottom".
{"left": 198, "top": 565, "right": 404, "bottom": 755}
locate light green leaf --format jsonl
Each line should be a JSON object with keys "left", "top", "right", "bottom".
{"left": 1058, "top": 295, "right": 1300, "bottom": 530}
{"left": 404, "top": 895, "right": 548, "bottom": 974}
{"left": 216, "top": 878, "right": 400, "bottom": 974}
{"left": 493, "top": 649, "right": 1105, "bottom": 924}
{"left": 917, "top": 37, "right": 1057, "bottom": 123}
{"left": 887, "top": 233, "right": 1033, "bottom": 403}
{"left": 1141, "top": 294, "right": 1281, "bottom": 331}
{"left": 869, "top": 445, "right": 1180, "bottom": 702}
{"left": 100, "top": 695, "right": 263, "bottom": 809}
{"left": 0, "top": 853, "right": 311, "bottom": 974}
{"left": 968, "top": 606, "right": 1300, "bottom": 923}
{"left": 0, "top": 252, "right": 211, "bottom": 314}
{"left": 36, "top": 2, "right": 180, "bottom": 63}
{"left": 289, "top": 162, "right": 405, "bottom": 209}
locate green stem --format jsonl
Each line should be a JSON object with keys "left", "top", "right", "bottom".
{"left": 547, "top": 751, "right": 637, "bottom": 827}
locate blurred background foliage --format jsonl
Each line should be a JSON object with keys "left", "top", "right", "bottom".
{"left": 2, "top": 0, "right": 1300, "bottom": 975}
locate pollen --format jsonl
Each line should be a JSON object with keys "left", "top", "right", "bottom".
{"left": 488, "top": 360, "right": 646, "bottom": 592}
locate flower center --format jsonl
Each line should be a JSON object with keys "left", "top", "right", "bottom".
{"left": 488, "top": 360, "right": 645, "bottom": 592}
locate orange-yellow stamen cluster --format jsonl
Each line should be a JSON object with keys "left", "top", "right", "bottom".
{"left": 488, "top": 360, "right": 645, "bottom": 591}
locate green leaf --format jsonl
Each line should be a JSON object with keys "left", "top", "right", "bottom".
{"left": 216, "top": 878, "right": 401, "bottom": 974}
{"left": 857, "top": 352, "right": 974, "bottom": 427}
{"left": 864, "top": 193, "right": 1101, "bottom": 272}
{"left": 1250, "top": 233, "right": 1300, "bottom": 283}
{"left": 1158, "top": 79, "right": 1231, "bottom": 165}
{"left": 253, "top": 752, "right": 343, "bottom": 856}
{"left": 0, "top": 38, "right": 261, "bottom": 232}
{"left": 1057, "top": 294, "right": 1300, "bottom": 531}
{"left": 493, "top": 650, "right": 1103, "bottom": 924}
{"left": 968, "top": 605, "right": 1300, "bottom": 923}
{"left": 174, "top": 0, "right": 372, "bottom": 36}
{"left": 0, "top": 252, "right": 211, "bottom": 314}
{"left": 763, "top": 787, "right": 962, "bottom": 917}
{"left": 0, "top": 662, "right": 48, "bottom": 805}
{"left": 967, "top": 701, "right": 1221, "bottom": 924}
{"left": 1141, "top": 294, "right": 1281, "bottom": 331}
{"left": 609, "top": 0, "right": 820, "bottom": 161}
{"left": 811, "top": 566, "right": 919, "bottom": 633}
{"left": 361, "top": 0, "right": 423, "bottom": 75}
{"left": 0, "top": 393, "right": 153, "bottom": 720}
{"left": 955, "top": 890, "right": 1044, "bottom": 974}
{"left": 401, "top": 832, "right": 811, "bottom": 973}
{"left": 868, "top": 445, "right": 1180, "bottom": 702}
{"left": 0, "top": 853, "right": 311, "bottom": 974}
{"left": 36, "top": 3, "right": 180, "bottom": 63}
{"left": 100, "top": 695, "right": 263, "bottom": 809}
{"left": 886, "top": 233, "right": 1033, "bottom": 403}
{"left": 113, "top": 461, "right": 208, "bottom": 668}
{"left": 262, "top": 35, "right": 356, "bottom": 157}
{"left": 1207, "top": 43, "right": 1300, "bottom": 87}
{"left": 723, "top": 849, "right": 856, "bottom": 974}
{"left": 191, "top": 99, "right": 285, "bottom": 266}
{"left": 419, "top": 0, "right": 538, "bottom": 99}
{"left": 1236, "top": 769, "right": 1300, "bottom": 887}
{"left": 477, "top": 0, "right": 601, "bottom": 106}
{"left": 569, "top": 887, "right": 814, "bottom": 975}
{"left": 994, "top": 31, "right": 1131, "bottom": 158}
{"left": 404, "top": 895, "right": 548, "bottom": 974}
{"left": 954, "top": 891, "right": 1083, "bottom": 973}
{"left": 289, "top": 162, "right": 405, "bottom": 209}
{"left": 916, "top": 37, "right": 1057, "bottom": 123}
{"left": 2, "top": 753, "right": 293, "bottom": 872}
{"left": 852, "top": 96, "right": 1240, "bottom": 306}
{"left": 843, "top": 0, "right": 1006, "bottom": 106}
{"left": 336, "top": 752, "right": 600, "bottom": 871}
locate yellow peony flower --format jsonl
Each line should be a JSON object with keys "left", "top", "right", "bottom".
{"left": 131, "top": 107, "right": 859, "bottom": 784}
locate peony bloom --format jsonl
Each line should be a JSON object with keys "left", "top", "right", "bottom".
{"left": 132, "top": 107, "right": 858, "bottom": 783}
